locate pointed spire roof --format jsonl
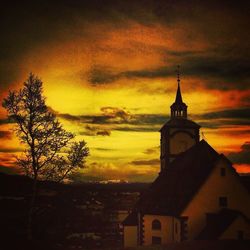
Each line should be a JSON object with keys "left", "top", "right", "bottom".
{"left": 175, "top": 65, "right": 183, "bottom": 104}
{"left": 175, "top": 80, "right": 183, "bottom": 104}
{"left": 170, "top": 65, "right": 187, "bottom": 118}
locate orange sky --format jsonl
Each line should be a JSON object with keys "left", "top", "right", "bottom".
{"left": 0, "top": 1, "right": 249, "bottom": 182}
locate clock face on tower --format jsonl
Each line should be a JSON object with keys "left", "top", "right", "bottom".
{"left": 169, "top": 131, "right": 195, "bottom": 155}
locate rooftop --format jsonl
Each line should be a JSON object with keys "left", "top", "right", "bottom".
{"left": 136, "top": 140, "right": 230, "bottom": 215}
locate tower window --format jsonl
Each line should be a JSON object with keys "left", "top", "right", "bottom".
{"left": 152, "top": 236, "right": 161, "bottom": 245}
{"left": 152, "top": 219, "right": 161, "bottom": 230}
{"left": 219, "top": 196, "right": 228, "bottom": 207}
{"left": 220, "top": 168, "right": 226, "bottom": 176}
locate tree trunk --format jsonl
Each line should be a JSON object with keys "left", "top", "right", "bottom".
{"left": 27, "top": 177, "right": 38, "bottom": 240}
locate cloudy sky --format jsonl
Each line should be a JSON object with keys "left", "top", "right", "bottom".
{"left": 0, "top": 0, "right": 250, "bottom": 182}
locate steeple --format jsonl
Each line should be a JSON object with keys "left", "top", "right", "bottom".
{"left": 170, "top": 65, "right": 187, "bottom": 119}
{"left": 175, "top": 67, "right": 183, "bottom": 103}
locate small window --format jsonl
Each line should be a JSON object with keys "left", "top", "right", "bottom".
{"left": 220, "top": 168, "right": 226, "bottom": 176}
{"left": 219, "top": 197, "right": 228, "bottom": 207}
{"left": 152, "top": 219, "right": 161, "bottom": 230}
{"left": 238, "top": 230, "right": 244, "bottom": 240}
{"left": 152, "top": 236, "right": 161, "bottom": 245}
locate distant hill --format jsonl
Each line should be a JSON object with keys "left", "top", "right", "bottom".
{"left": 0, "top": 172, "right": 150, "bottom": 196}
{"left": 1, "top": 171, "right": 249, "bottom": 195}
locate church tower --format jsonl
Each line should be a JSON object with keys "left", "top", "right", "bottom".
{"left": 160, "top": 67, "right": 200, "bottom": 171}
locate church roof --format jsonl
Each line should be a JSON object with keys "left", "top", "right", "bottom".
{"left": 135, "top": 140, "right": 224, "bottom": 215}
{"left": 160, "top": 117, "right": 200, "bottom": 131}
{"left": 197, "top": 209, "right": 250, "bottom": 240}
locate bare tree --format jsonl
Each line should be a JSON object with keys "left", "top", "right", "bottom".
{"left": 2, "top": 73, "right": 89, "bottom": 239}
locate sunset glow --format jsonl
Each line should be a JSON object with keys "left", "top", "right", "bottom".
{"left": 0, "top": 1, "right": 249, "bottom": 181}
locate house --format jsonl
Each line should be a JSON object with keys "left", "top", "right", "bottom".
{"left": 123, "top": 71, "right": 250, "bottom": 247}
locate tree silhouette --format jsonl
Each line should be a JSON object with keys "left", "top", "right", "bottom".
{"left": 2, "top": 73, "right": 89, "bottom": 239}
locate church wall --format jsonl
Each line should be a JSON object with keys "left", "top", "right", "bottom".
{"left": 181, "top": 157, "right": 250, "bottom": 240}
{"left": 143, "top": 214, "right": 181, "bottom": 245}
{"left": 124, "top": 226, "right": 138, "bottom": 248}
{"left": 220, "top": 216, "right": 250, "bottom": 240}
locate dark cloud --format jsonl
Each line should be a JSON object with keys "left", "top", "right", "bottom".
{"left": 100, "top": 107, "right": 131, "bottom": 122}
{"left": 58, "top": 106, "right": 249, "bottom": 132}
{"left": 0, "top": 131, "right": 12, "bottom": 139}
{"left": 96, "top": 130, "right": 111, "bottom": 136}
{"left": 58, "top": 113, "right": 81, "bottom": 121}
{"left": 59, "top": 107, "right": 168, "bottom": 127}
{"left": 87, "top": 54, "right": 250, "bottom": 90}
{"left": 59, "top": 107, "right": 132, "bottom": 125}
{"left": 82, "top": 125, "right": 111, "bottom": 137}
{"left": 1, "top": 0, "right": 249, "bottom": 90}
{"left": 132, "top": 114, "right": 168, "bottom": 125}
{"left": 58, "top": 114, "right": 93, "bottom": 123}
{"left": 198, "top": 119, "right": 250, "bottom": 130}
{"left": 93, "top": 147, "right": 115, "bottom": 151}
{"left": 86, "top": 66, "right": 173, "bottom": 85}
{"left": 194, "top": 108, "right": 250, "bottom": 129}
{"left": 113, "top": 125, "right": 160, "bottom": 132}
{"left": 181, "top": 56, "right": 250, "bottom": 90}
{"left": 131, "top": 158, "right": 160, "bottom": 166}
{"left": 87, "top": 66, "right": 119, "bottom": 85}
{"left": 87, "top": 112, "right": 167, "bottom": 128}
{"left": 202, "top": 107, "right": 250, "bottom": 119}
{"left": 196, "top": 108, "right": 250, "bottom": 129}
{"left": 227, "top": 142, "right": 250, "bottom": 164}
{"left": 200, "top": 108, "right": 250, "bottom": 120}
{"left": 143, "top": 146, "right": 159, "bottom": 155}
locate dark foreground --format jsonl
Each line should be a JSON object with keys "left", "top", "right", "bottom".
{"left": 1, "top": 173, "right": 250, "bottom": 250}
{"left": 2, "top": 240, "right": 250, "bottom": 250}
{"left": 0, "top": 173, "right": 148, "bottom": 249}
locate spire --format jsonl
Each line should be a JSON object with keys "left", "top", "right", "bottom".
{"left": 175, "top": 65, "right": 183, "bottom": 103}
{"left": 170, "top": 65, "right": 187, "bottom": 119}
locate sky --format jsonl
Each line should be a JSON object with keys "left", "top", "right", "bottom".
{"left": 0, "top": 0, "right": 250, "bottom": 182}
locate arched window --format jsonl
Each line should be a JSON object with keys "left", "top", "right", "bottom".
{"left": 152, "top": 219, "right": 161, "bottom": 230}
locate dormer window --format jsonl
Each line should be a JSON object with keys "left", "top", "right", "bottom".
{"left": 152, "top": 219, "right": 161, "bottom": 230}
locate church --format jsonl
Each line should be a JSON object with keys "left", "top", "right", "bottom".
{"left": 123, "top": 72, "right": 250, "bottom": 247}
